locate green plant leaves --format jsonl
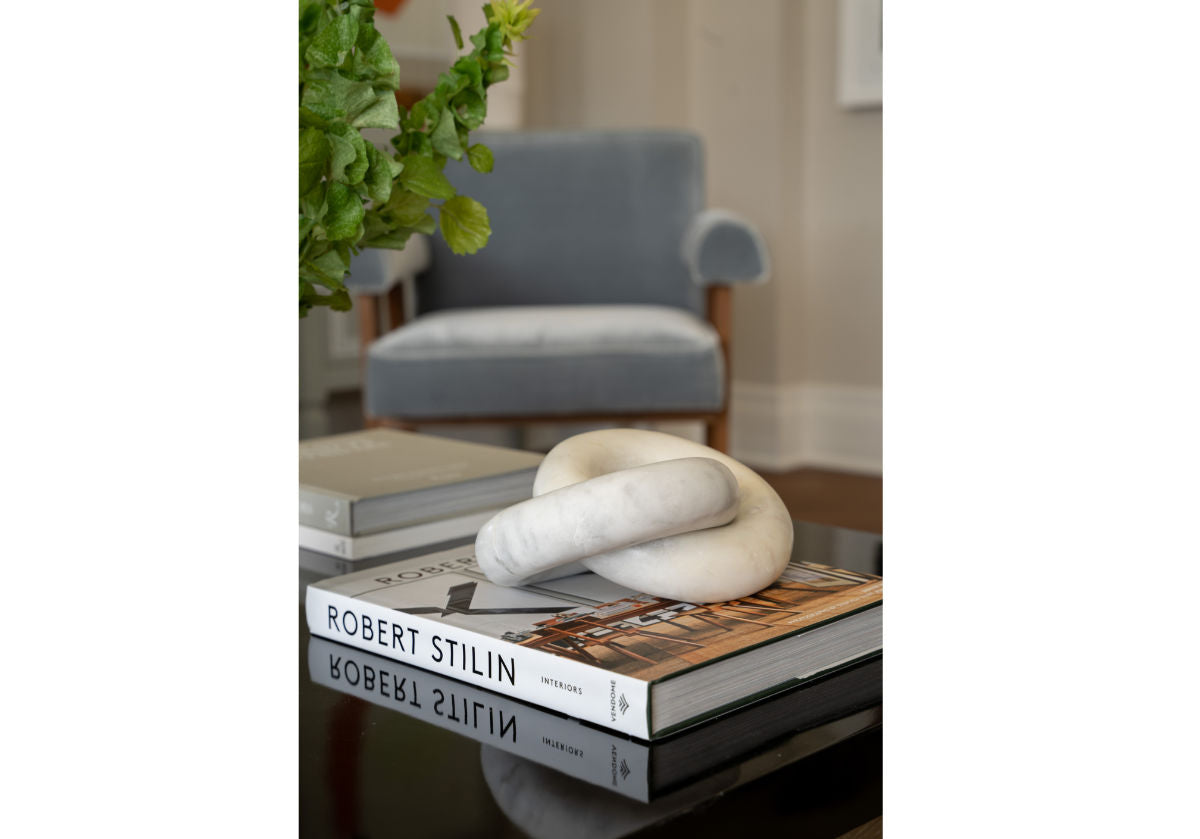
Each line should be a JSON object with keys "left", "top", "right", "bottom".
{"left": 448, "top": 15, "right": 465, "bottom": 49}
{"left": 439, "top": 195, "right": 490, "bottom": 255}
{"left": 430, "top": 106, "right": 464, "bottom": 160}
{"left": 466, "top": 143, "right": 494, "bottom": 173}
{"left": 487, "top": 0, "right": 542, "bottom": 49}
{"left": 327, "top": 122, "right": 368, "bottom": 184}
{"left": 300, "top": 241, "right": 353, "bottom": 314}
{"left": 299, "top": 127, "right": 329, "bottom": 195}
{"left": 302, "top": 72, "right": 378, "bottom": 123}
{"left": 302, "top": 246, "right": 351, "bottom": 285}
{"left": 305, "top": 15, "right": 358, "bottom": 69}
{"left": 384, "top": 188, "right": 435, "bottom": 228}
{"left": 453, "top": 56, "right": 484, "bottom": 95}
{"left": 299, "top": 0, "right": 323, "bottom": 37}
{"left": 454, "top": 91, "right": 486, "bottom": 130}
{"left": 434, "top": 67, "right": 470, "bottom": 105}
{"left": 353, "top": 27, "right": 401, "bottom": 89}
{"left": 325, "top": 182, "right": 365, "bottom": 240}
{"left": 363, "top": 143, "right": 400, "bottom": 203}
{"left": 300, "top": 2, "right": 537, "bottom": 315}
{"left": 361, "top": 230, "right": 415, "bottom": 251}
{"left": 397, "top": 153, "right": 455, "bottom": 199}
{"left": 351, "top": 92, "right": 399, "bottom": 129}
{"left": 486, "top": 63, "right": 509, "bottom": 84}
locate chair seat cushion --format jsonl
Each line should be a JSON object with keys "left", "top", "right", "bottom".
{"left": 365, "top": 305, "right": 724, "bottom": 419}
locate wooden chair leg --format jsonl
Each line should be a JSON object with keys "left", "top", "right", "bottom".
{"left": 706, "top": 412, "right": 729, "bottom": 453}
{"left": 705, "top": 285, "right": 733, "bottom": 455}
{"left": 356, "top": 294, "right": 380, "bottom": 432}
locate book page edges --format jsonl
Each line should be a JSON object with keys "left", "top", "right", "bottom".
{"left": 298, "top": 508, "right": 499, "bottom": 559}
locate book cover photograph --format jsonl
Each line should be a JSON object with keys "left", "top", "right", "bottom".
{"left": 306, "top": 545, "right": 882, "bottom": 738}
{"left": 508, "top": 562, "right": 880, "bottom": 682}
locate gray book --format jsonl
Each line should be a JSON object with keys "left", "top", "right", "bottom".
{"left": 299, "top": 429, "right": 543, "bottom": 536}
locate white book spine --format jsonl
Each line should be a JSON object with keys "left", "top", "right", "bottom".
{"left": 298, "top": 508, "right": 501, "bottom": 559}
{"left": 305, "top": 586, "right": 652, "bottom": 738}
{"left": 308, "top": 638, "right": 652, "bottom": 800}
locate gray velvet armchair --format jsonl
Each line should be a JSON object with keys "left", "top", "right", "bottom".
{"left": 346, "top": 131, "right": 769, "bottom": 453}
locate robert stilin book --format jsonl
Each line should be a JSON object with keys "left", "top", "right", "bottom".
{"left": 304, "top": 545, "right": 882, "bottom": 739}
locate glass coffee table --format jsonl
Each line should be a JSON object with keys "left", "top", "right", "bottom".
{"left": 299, "top": 521, "right": 882, "bottom": 839}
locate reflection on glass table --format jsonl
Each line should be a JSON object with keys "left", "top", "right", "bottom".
{"left": 299, "top": 522, "right": 882, "bottom": 838}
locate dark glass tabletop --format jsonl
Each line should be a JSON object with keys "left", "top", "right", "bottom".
{"left": 299, "top": 521, "right": 882, "bottom": 839}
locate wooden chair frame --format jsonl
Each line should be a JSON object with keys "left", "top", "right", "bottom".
{"left": 355, "top": 284, "right": 734, "bottom": 452}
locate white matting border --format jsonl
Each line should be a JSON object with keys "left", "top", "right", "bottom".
{"left": 730, "top": 382, "right": 882, "bottom": 475}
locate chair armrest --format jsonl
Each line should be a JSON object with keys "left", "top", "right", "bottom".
{"left": 344, "top": 234, "right": 432, "bottom": 296}
{"left": 681, "top": 209, "right": 771, "bottom": 286}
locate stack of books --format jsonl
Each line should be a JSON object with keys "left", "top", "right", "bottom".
{"left": 299, "top": 429, "right": 543, "bottom": 564}
{"left": 304, "top": 543, "right": 882, "bottom": 740}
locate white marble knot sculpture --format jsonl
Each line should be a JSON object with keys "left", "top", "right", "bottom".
{"left": 474, "top": 429, "right": 794, "bottom": 603}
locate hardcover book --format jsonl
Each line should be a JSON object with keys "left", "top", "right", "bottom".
{"left": 299, "top": 537, "right": 476, "bottom": 578}
{"left": 299, "top": 429, "right": 543, "bottom": 537}
{"left": 299, "top": 506, "right": 504, "bottom": 560}
{"left": 307, "top": 635, "right": 881, "bottom": 802}
{"left": 305, "top": 545, "right": 882, "bottom": 739}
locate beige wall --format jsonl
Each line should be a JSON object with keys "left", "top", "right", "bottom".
{"left": 523, "top": 0, "right": 880, "bottom": 391}
{"left": 791, "top": 0, "right": 882, "bottom": 388}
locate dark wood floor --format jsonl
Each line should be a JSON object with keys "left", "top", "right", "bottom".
{"left": 760, "top": 468, "right": 882, "bottom": 535}
{"left": 837, "top": 816, "right": 883, "bottom": 839}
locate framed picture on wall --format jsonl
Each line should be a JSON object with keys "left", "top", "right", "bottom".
{"left": 838, "top": 0, "right": 883, "bottom": 109}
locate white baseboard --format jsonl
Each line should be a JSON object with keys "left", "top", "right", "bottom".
{"left": 730, "top": 381, "right": 882, "bottom": 475}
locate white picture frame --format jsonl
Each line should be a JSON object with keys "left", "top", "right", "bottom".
{"left": 838, "top": 0, "right": 883, "bottom": 109}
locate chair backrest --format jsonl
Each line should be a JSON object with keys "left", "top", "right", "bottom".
{"left": 417, "top": 131, "right": 706, "bottom": 317}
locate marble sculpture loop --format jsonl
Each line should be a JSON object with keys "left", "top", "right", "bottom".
{"left": 474, "top": 429, "right": 794, "bottom": 603}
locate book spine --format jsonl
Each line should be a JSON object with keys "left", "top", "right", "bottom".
{"left": 308, "top": 637, "right": 651, "bottom": 801}
{"left": 299, "top": 489, "right": 353, "bottom": 536}
{"left": 298, "top": 549, "right": 356, "bottom": 577}
{"left": 305, "top": 586, "right": 653, "bottom": 738}
{"left": 298, "top": 508, "right": 498, "bottom": 559}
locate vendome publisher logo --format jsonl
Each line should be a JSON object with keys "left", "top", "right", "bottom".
{"left": 608, "top": 680, "right": 630, "bottom": 720}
